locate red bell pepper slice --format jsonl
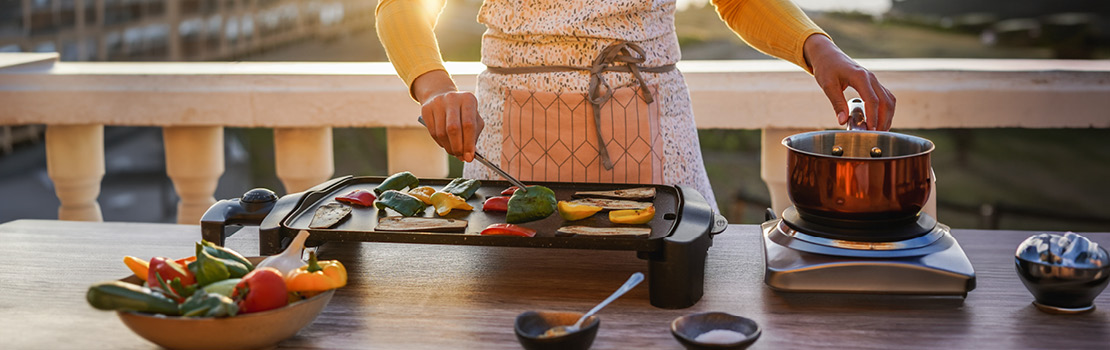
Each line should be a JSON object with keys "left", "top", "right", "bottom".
{"left": 500, "top": 186, "right": 519, "bottom": 195}
{"left": 336, "top": 190, "right": 376, "bottom": 207}
{"left": 480, "top": 223, "right": 537, "bottom": 237}
{"left": 482, "top": 196, "right": 510, "bottom": 212}
{"left": 147, "top": 257, "right": 196, "bottom": 302}
{"left": 232, "top": 267, "right": 289, "bottom": 314}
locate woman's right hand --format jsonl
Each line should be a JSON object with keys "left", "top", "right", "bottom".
{"left": 413, "top": 70, "right": 483, "bottom": 162}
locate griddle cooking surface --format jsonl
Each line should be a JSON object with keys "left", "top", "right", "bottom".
{"left": 282, "top": 176, "right": 681, "bottom": 251}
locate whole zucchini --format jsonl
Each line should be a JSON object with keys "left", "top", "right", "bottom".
{"left": 374, "top": 171, "right": 420, "bottom": 196}
{"left": 375, "top": 190, "right": 428, "bottom": 217}
{"left": 87, "top": 281, "right": 181, "bottom": 315}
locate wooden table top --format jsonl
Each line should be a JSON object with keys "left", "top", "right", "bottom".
{"left": 0, "top": 219, "right": 1106, "bottom": 349}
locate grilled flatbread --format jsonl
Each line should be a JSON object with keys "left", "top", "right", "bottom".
{"left": 557, "top": 226, "right": 651, "bottom": 237}
{"left": 566, "top": 198, "right": 652, "bottom": 210}
{"left": 309, "top": 203, "right": 352, "bottom": 229}
{"left": 376, "top": 216, "right": 468, "bottom": 232}
{"left": 573, "top": 187, "right": 655, "bottom": 200}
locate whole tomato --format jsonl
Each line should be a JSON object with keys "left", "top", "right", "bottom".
{"left": 147, "top": 256, "right": 196, "bottom": 302}
{"left": 231, "top": 267, "right": 289, "bottom": 313}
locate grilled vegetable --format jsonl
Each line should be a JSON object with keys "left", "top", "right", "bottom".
{"left": 501, "top": 186, "right": 519, "bottom": 195}
{"left": 480, "top": 223, "right": 537, "bottom": 237}
{"left": 482, "top": 196, "right": 510, "bottom": 212}
{"left": 309, "top": 203, "right": 352, "bottom": 229}
{"left": 558, "top": 201, "right": 603, "bottom": 221}
{"left": 376, "top": 217, "right": 468, "bottom": 232}
{"left": 430, "top": 191, "right": 474, "bottom": 216}
{"left": 232, "top": 267, "right": 289, "bottom": 314}
{"left": 574, "top": 187, "right": 656, "bottom": 200}
{"left": 567, "top": 198, "right": 652, "bottom": 210}
{"left": 374, "top": 171, "right": 420, "bottom": 196}
{"left": 285, "top": 251, "right": 348, "bottom": 292}
{"left": 335, "top": 189, "right": 376, "bottom": 207}
{"left": 408, "top": 186, "right": 437, "bottom": 204}
{"left": 375, "top": 190, "right": 428, "bottom": 216}
{"left": 506, "top": 185, "right": 557, "bottom": 224}
{"left": 441, "top": 178, "right": 482, "bottom": 200}
{"left": 557, "top": 226, "right": 651, "bottom": 237}
{"left": 86, "top": 281, "right": 181, "bottom": 315}
{"left": 609, "top": 206, "right": 655, "bottom": 224}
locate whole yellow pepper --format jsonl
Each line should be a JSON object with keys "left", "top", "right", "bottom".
{"left": 285, "top": 251, "right": 347, "bottom": 292}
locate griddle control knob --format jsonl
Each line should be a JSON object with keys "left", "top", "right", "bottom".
{"left": 241, "top": 188, "right": 277, "bottom": 212}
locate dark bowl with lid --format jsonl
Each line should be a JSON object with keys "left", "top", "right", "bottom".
{"left": 1015, "top": 234, "right": 1110, "bottom": 314}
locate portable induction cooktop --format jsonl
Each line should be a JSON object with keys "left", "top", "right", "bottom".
{"left": 761, "top": 207, "right": 976, "bottom": 296}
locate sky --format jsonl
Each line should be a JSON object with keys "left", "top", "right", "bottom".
{"left": 677, "top": 0, "right": 893, "bottom": 14}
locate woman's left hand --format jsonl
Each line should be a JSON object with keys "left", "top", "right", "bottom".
{"left": 804, "top": 34, "right": 896, "bottom": 131}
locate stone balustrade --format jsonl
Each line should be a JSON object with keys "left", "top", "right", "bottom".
{"left": 2, "top": 53, "right": 1109, "bottom": 223}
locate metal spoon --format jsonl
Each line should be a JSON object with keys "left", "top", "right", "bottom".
{"left": 541, "top": 272, "right": 645, "bottom": 338}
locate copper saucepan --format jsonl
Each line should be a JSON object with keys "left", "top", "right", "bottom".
{"left": 782, "top": 99, "right": 934, "bottom": 224}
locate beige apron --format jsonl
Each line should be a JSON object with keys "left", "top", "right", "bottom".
{"left": 467, "top": 0, "right": 719, "bottom": 209}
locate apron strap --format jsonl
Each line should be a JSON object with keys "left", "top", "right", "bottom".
{"left": 486, "top": 41, "right": 675, "bottom": 170}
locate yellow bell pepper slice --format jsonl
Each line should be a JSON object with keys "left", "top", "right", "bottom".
{"left": 408, "top": 186, "right": 436, "bottom": 205}
{"left": 123, "top": 256, "right": 150, "bottom": 281}
{"left": 285, "top": 251, "right": 348, "bottom": 292}
{"left": 557, "top": 201, "right": 603, "bottom": 221}
{"left": 430, "top": 191, "right": 474, "bottom": 216}
{"left": 609, "top": 205, "right": 655, "bottom": 224}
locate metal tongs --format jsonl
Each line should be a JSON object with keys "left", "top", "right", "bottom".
{"left": 417, "top": 116, "right": 528, "bottom": 193}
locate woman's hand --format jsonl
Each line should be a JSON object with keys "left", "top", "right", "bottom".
{"left": 804, "top": 34, "right": 896, "bottom": 131}
{"left": 413, "top": 70, "right": 484, "bottom": 162}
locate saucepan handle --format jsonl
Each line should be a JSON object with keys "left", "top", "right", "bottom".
{"left": 847, "top": 97, "right": 868, "bottom": 131}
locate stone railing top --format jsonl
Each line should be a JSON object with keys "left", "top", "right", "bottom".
{"left": 1, "top": 53, "right": 1108, "bottom": 129}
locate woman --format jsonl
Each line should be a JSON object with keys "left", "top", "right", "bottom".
{"left": 375, "top": 0, "right": 896, "bottom": 209}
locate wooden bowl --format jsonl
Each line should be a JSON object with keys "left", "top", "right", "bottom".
{"left": 115, "top": 257, "right": 334, "bottom": 350}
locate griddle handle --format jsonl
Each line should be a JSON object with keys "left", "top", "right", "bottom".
{"left": 200, "top": 188, "right": 277, "bottom": 247}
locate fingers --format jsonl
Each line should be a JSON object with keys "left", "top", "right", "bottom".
{"left": 818, "top": 75, "right": 849, "bottom": 125}
{"left": 421, "top": 91, "right": 481, "bottom": 161}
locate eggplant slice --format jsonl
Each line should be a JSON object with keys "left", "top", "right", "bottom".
{"left": 558, "top": 226, "right": 651, "bottom": 237}
{"left": 309, "top": 203, "right": 353, "bottom": 229}
{"left": 566, "top": 198, "right": 652, "bottom": 210}
{"left": 573, "top": 187, "right": 655, "bottom": 200}
{"left": 376, "top": 216, "right": 468, "bottom": 233}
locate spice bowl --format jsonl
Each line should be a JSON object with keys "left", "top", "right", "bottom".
{"left": 671, "top": 312, "right": 761, "bottom": 350}
{"left": 514, "top": 310, "right": 600, "bottom": 350}
{"left": 113, "top": 257, "right": 335, "bottom": 350}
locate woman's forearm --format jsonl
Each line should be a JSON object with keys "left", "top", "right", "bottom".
{"left": 375, "top": 0, "right": 449, "bottom": 99}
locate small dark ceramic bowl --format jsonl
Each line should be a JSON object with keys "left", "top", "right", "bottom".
{"left": 671, "top": 312, "right": 761, "bottom": 350}
{"left": 1016, "top": 250, "right": 1110, "bottom": 314}
{"left": 515, "top": 310, "right": 600, "bottom": 350}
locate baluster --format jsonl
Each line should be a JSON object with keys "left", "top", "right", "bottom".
{"left": 387, "top": 127, "right": 448, "bottom": 177}
{"left": 274, "top": 127, "right": 334, "bottom": 193}
{"left": 46, "top": 124, "right": 104, "bottom": 221}
{"left": 164, "top": 126, "right": 224, "bottom": 224}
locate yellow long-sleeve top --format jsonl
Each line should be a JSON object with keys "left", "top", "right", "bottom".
{"left": 375, "top": 0, "right": 827, "bottom": 97}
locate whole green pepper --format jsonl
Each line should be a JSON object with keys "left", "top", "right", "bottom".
{"left": 374, "top": 190, "right": 428, "bottom": 216}
{"left": 441, "top": 178, "right": 482, "bottom": 200}
{"left": 374, "top": 171, "right": 420, "bottom": 196}
{"left": 200, "top": 240, "right": 253, "bottom": 277}
{"left": 506, "top": 185, "right": 557, "bottom": 224}
{"left": 87, "top": 281, "right": 181, "bottom": 315}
